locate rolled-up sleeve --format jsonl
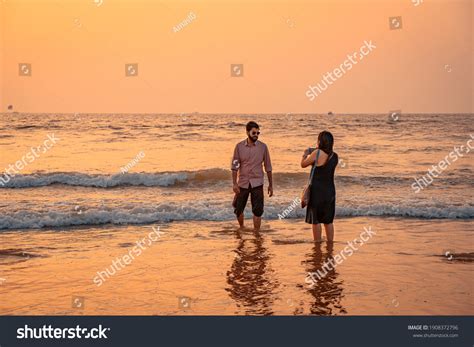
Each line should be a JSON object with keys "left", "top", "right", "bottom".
{"left": 263, "top": 144, "right": 272, "bottom": 172}
{"left": 231, "top": 144, "right": 240, "bottom": 171}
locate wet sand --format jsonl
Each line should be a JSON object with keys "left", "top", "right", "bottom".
{"left": 0, "top": 217, "right": 472, "bottom": 315}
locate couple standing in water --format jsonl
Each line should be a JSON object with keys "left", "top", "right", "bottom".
{"left": 231, "top": 121, "right": 338, "bottom": 241}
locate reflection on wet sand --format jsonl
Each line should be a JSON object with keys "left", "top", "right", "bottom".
{"left": 302, "top": 242, "right": 346, "bottom": 315}
{"left": 0, "top": 248, "right": 41, "bottom": 265}
{"left": 226, "top": 229, "right": 279, "bottom": 315}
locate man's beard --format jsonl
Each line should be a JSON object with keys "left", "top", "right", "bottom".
{"left": 248, "top": 135, "right": 258, "bottom": 143}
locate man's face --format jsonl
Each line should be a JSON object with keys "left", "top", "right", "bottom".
{"left": 247, "top": 127, "right": 260, "bottom": 142}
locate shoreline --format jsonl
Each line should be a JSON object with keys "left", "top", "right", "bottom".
{"left": 0, "top": 214, "right": 473, "bottom": 232}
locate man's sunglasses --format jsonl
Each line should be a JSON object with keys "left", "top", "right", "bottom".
{"left": 251, "top": 131, "right": 260, "bottom": 136}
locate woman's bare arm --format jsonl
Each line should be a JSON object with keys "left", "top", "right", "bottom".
{"left": 301, "top": 150, "right": 317, "bottom": 168}
{"left": 301, "top": 149, "right": 329, "bottom": 168}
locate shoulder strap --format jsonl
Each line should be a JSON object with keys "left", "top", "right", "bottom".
{"left": 308, "top": 149, "right": 320, "bottom": 183}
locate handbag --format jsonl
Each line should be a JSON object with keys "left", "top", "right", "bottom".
{"left": 301, "top": 149, "right": 320, "bottom": 208}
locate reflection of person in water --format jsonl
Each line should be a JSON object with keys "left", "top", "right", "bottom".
{"left": 302, "top": 242, "right": 346, "bottom": 315}
{"left": 225, "top": 229, "right": 278, "bottom": 315}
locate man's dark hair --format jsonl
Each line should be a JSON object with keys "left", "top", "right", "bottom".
{"left": 246, "top": 121, "right": 259, "bottom": 132}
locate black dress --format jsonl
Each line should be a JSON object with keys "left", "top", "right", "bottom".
{"left": 305, "top": 151, "right": 338, "bottom": 225}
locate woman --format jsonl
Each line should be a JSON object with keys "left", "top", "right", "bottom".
{"left": 301, "top": 131, "right": 338, "bottom": 242}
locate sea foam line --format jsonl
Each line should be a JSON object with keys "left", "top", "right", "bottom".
{"left": 0, "top": 203, "right": 472, "bottom": 230}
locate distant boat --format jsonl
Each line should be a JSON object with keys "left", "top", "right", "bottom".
{"left": 6, "top": 105, "right": 19, "bottom": 114}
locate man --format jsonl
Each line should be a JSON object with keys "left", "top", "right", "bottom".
{"left": 231, "top": 121, "right": 273, "bottom": 230}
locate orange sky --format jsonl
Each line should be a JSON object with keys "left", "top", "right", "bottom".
{"left": 0, "top": 0, "right": 472, "bottom": 114}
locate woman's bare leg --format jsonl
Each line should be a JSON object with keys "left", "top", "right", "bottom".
{"left": 323, "top": 223, "right": 334, "bottom": 242}
{"left": 312, "top": 223, "right": 322, "bottom": 242}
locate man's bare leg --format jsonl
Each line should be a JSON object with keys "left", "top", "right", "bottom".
{"left": 253, "top": 215, "right": 261, "bottom": 231}
{"left": 312, "top": 223, "right": 323, "bottom": 242}
{"left": 323, "top": 223, "right": 334, "bottom": 242}
{"left": 236, "top": 213, "right": 244, "bottom": 228}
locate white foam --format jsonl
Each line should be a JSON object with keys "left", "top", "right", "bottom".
{"left": 0, "top": 172, "right": 190, "bottom": 188}
{"left": 0, "top": 202, "right": 472, "bottom": 230}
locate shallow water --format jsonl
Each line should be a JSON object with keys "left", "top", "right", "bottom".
{"left": 0, "top": 218, "right": 472, "bottom": 315}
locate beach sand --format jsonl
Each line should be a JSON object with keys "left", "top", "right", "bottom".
{"left": 0, "top": 217, "right": 472, "bottom": 315}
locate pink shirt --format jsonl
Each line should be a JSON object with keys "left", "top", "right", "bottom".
{"left": 231, "top": 139, "right": 272, "bottom": 188}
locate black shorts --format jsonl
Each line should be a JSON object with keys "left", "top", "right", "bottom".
{"left": 233, "top": 184, "right": 264, "bottom": 217}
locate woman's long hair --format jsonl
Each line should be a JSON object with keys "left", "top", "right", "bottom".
{"left": 318, "top": 131, "right": 334, "bottom": 156}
